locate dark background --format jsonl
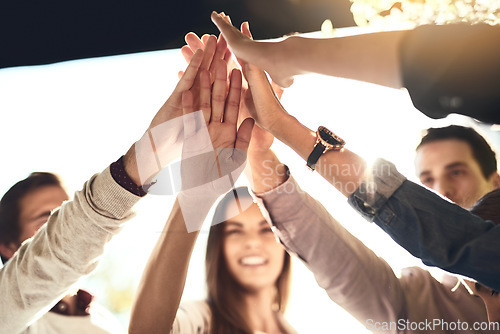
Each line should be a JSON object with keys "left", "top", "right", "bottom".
{"left": 0, "top": 0, "right": 355, "bottom": 69}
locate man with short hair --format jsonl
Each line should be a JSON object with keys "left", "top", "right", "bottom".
{"left": 0, "top": 44, "right": 227, "bottom": 334}
{"left": 415, "top": 125, "right": 499, "bottom": 209}
{"left": 0, "top": 172, "right": 122, "bottom": 333}
{"left": 354, "top": 125, "right": 500, "bottom": 292}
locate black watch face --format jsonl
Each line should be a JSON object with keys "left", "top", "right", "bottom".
{"left": 318, "top": 126, "right": 344, "bottom": 146}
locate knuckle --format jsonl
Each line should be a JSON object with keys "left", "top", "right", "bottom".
{"left": 212, "top": 94, "right": 226, "bottom": 103}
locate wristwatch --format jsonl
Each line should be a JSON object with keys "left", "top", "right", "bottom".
{"left": 306, "top": 126, "right": 345, "bottom": 171}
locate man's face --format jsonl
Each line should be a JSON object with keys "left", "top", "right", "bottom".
{"left": 416, "top": 139, "right": 498, "bottom": 209}
{"left": 17, "top": 185, "right": 69, "bottom": 248}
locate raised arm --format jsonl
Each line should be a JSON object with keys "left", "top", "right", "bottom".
{"left": 243, "top": 55, "right": 500, "bottom": 294}
{"left": 244, "top": 113, "right": 407, "bottom": 326}
{"left": 242, "top": 61, "right": 366, "bottom": 197}
{"left": 349, "top": 162, "right": 500, "bottom": 292}
{"left": 212, "top": 13, "right": 500, "bottom": 123}
{"left": 211, "top": 11, "right": 405, "bottom": 89}
{"left": 129, "top": 59, "right": 253, "bottom": 334}
{"left": 0, "top": 41, "right": 218, "bottom": 334}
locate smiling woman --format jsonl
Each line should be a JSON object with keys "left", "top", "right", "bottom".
{"left": 206, "top": 187, "right": 292, "bottom": 334}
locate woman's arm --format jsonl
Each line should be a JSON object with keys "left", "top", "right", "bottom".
{"left": 129, "top": 58, "right": 253, "bottom": 333}
{"left": 246, "top": 129, "right": 406, "bottom": 325}
{"left": 128, "top": 199, "right": 200, "bottom": 333}
{"left": 211, "top": 11, "right": 406, "bottom": 89}
{"left": 244, "top": 54, "right": 500, "bottom": 295}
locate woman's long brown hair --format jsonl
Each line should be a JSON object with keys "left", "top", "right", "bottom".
{"left": 206, "top": 187, "right": 292, "bottom": 334}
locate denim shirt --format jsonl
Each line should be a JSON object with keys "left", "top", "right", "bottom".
{"left": 254, "top": 172, "right": 491, "bottom": 333}
{"left": 348, "top": 158, "right": 500, "bottom": 291}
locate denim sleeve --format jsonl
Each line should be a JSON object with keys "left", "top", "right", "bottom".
{"left": 348, "top": 158, "right": 406, "bottom": 221}
{"left": 348, "top": 159, "right": 500, "bottom": 291}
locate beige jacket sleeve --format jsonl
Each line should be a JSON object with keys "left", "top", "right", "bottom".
{"left": 254, "top": 176, "right": 491, "bottom": 333}
{"left": 0, "top": 166, "right": 140, "bottom": 334}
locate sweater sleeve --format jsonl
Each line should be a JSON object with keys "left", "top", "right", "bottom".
{"left": 255, "top": 174, "right": 491, "bottom": 333}
{"left": 0, "top": 166, "right": 141, "bottom": 334}
{"left": 253, "top": 175, "right": 407, "bottom": 330}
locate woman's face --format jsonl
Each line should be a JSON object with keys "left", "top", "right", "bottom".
{"left": 222, "top": 203, "right": 285, "bottom": 292}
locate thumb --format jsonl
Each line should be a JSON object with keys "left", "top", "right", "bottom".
{"left": 241, "top": 21, "right": 253, "bottom": 39}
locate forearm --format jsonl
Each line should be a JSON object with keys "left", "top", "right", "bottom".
{"left": 367, "top": 179, "right": 500, "bottom": 290}
{"left": 248, "top": 150, "right": 288, "bottom": 193}
{"left": 282, "top": 30, "right": 407, "bottom": 89}
{"left": 129, "top": 199, "right": 199, "bottom": 334}
{"left": 269, "top": 115, "right": 366, "bottom": 197}
{"left": 255, "top": 176, "right": 404, "bottom": 325}
{"left": 348, "top": 158, "right": 500, "bottom": 290}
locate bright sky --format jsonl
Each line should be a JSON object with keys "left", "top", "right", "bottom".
{"left": 0, "top": 29, "right": 499, "bottom": 333}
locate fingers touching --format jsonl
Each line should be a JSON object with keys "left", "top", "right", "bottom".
{"left": 176, "top": 49, "right": 204, "bottom": 92}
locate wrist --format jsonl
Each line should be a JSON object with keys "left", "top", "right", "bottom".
{"left": 177, "top": 190, "right": 219, "bottom": 233}
{"left": 280, "top": 36, "right": 303, "bottom": 76}
{"left": 248, "top": 150, "right": 288, "bottom": 193}
{"left": 267, "top": 114, "right": 300, "bottom": 139}
{"left": 123, "top": 146, "right": 143, "bottom": 187}
{"left": 248, "top": 148, "right": 273, "bottom": 161}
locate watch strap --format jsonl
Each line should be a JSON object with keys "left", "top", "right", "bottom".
{"left": 306, "top": 141, "right": 326, "bottom": 171}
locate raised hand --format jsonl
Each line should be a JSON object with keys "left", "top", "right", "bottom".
{"left": 243, "top": 78, "right": 284, "bottom": 156}
{"left": 240, "top": 62, "right": 289, "bottom": 134}
{"left": 180, "top": 14, "right": 244, "bottom": 83}
{"left": 127, "top": 37, "right": 221, "bottom": 188}
{"left": 177, "top": 59, "right": 254, "bottom": 232}
{"left": 211, "top": 11, "right": 295, "bottom": 88}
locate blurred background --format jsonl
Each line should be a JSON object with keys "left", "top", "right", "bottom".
{"left": 1, "top": 0, "right": 499, "bottom": 332}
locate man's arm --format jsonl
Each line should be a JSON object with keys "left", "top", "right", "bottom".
{"left": 211, "top": 11, "right": 405, "bottom": 89}
{"left": 400, "top": 24, "right": 500, "bottom": 124}
{"left": 0, "top": 166, "right": 140, "bottom": 334}
{"left": 348, "top": 159, "right": 500, "bottom": 291}
{"left": 0, "top": 47, "right": 213, "bottom": 334}
{"left": 242, "top": 61, "right": 366, "bottom": 198}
